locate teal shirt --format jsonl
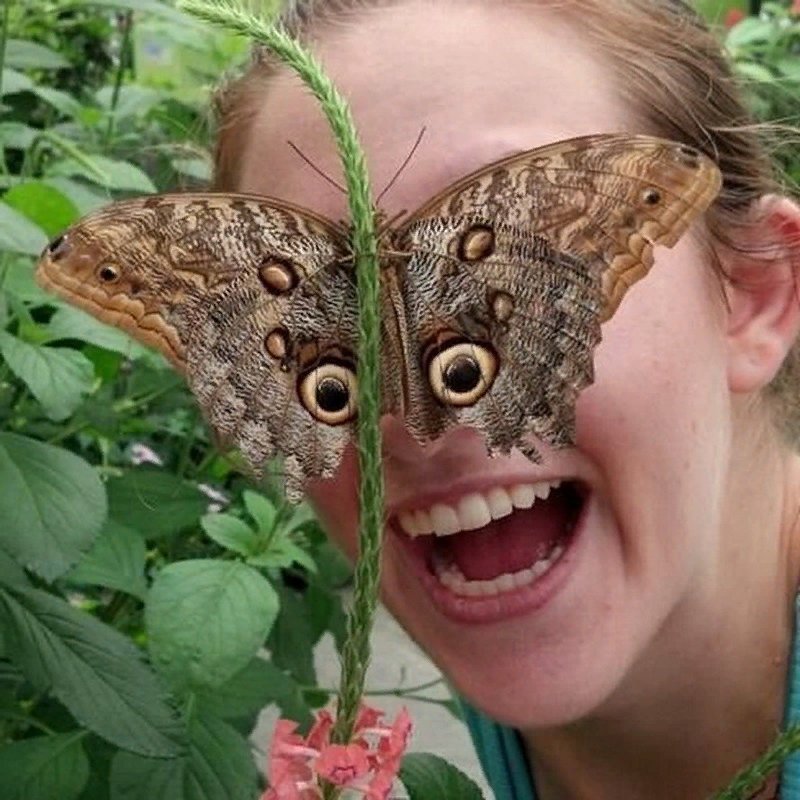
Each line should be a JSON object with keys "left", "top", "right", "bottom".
{"left": 463, "top": 595, "right": 800, "bottom": 799}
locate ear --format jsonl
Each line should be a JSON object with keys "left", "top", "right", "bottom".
{"left": 726, "top": 195, "right": 800, "bottom": 394}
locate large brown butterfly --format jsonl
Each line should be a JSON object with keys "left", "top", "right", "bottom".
{"left": 36, "top": 134, "right": 721, "bottom": 500}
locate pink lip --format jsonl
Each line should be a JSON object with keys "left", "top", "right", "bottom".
{"left": 389, "top": 490, "right": 590, "bottom": 624}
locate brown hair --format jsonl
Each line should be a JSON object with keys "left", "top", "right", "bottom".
{"left": 212, "top": 0, "right": 800, "bottom": 443}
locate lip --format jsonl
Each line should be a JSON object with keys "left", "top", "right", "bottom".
{"left": 389, "top": 483, "right": 590, "bottom": 624}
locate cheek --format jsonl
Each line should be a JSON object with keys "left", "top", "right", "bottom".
{"left": 306, "top": 446, "right": 361, "bottom": 561}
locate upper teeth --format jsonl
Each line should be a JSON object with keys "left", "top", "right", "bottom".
{"left": 397, "top": 480, "right": 563, "bottom": 537}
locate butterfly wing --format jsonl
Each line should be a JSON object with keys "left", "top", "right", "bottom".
{"left": 393, "top": 133, "right": 722, "bottom": 457}
{"left": 36, "top": 193, "right": 361, "bottom": 499}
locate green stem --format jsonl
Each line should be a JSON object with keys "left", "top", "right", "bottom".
{"left": 0, "top": 0, "right": 11, "bottom": 99}
{"left": 178, "top": 1, "right": 383, "bottom": 757}
{"left": 105, "top": 11, "right": 134, "bottom": 144}
{"left": 0, "top": 709, "right": 56, "bottom": 736}
{"left": 711, "top": 723, "right": 800, "bottom": 800}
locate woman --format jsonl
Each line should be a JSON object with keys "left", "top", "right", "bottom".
{"left": 214, "top": 1, "right": 800, "bottom": 796}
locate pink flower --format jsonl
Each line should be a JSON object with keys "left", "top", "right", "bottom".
{"left": 724, "top": 8, "right": 746, "bottom": 27}
{"left": 261, "top": 705, "right": 412, "bottom": 799}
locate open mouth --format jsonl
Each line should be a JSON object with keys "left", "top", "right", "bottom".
{"left": 392, "top": 479, "right": 588, "bottom": 606}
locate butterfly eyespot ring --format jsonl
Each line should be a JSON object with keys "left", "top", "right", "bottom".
{"left": 96, "top": 264, "right": 121, "bottom": 284}
{"left": 298, "top": 360, "right": 357, "bottom": 425}
{"left": 427, "top": 341, "right": 498, "bottom": 407}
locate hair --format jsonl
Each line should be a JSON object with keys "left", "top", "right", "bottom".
{"left": 212, "top": 0, "right": 800, "bottom": 444}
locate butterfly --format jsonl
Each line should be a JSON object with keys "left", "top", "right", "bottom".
{"left": 36, "top": 134, "right": 721, "bottom": 500}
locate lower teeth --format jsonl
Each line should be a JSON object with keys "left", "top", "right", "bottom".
{"left": 432, "top": 542, "right": 565, "bottom": 597}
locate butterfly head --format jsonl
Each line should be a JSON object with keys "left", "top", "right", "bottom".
{"left": 36, "top": 223, "right": 187, "bottom": 370}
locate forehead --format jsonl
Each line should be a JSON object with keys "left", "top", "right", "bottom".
{"left": 238, "top": 0, "right": 636, "bottom": 218}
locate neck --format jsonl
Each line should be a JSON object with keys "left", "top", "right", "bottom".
{"left": 523, "top": 438, "right": 800, "bottom": 800}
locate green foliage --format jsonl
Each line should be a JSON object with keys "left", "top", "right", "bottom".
{"left": 0, "top": 3, "right": 350, "bottom": 798}
{"left": 399, "top": 753, "right": 486, "bottom": 800}
{"left": 722, "top": 2, "right": 800, "bottom": 185}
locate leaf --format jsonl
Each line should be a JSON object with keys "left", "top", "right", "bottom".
{"left": 195, "top": 656, "right": 313, "bottom": 728}
{"left": 0, "top": 331, "right": 95, "bottom": 421}
{"left": 0, "top": 201, "right": 48, "bottom": 255}
{"left": 246, "top": 536, "right": 317, "bottom": 573}
{"left": 0, "top": 583, "right": 185, "bottom": 756}
{"left": 200, "top": 512, "right": 258, "bottom": 556}
{"left": 146, "top": 559, "right": 279, "bottom": 692}
{"left": 95, "top": 85, "right": 161, "bottom": 118}
{"left": 109, "top": 712, "right": 258, "bottom": 800}
{"left": 106, "top": 469, "right": 208, "bottom": 540}
{"left": 31, "top": 86, "right": 84, "bottom": 119}
{"left": 5, "top": 39, "right": 69, "bottom": 70}
{"left": 243, "top": 490, "right": 277, "bottom": 532}
{"left": 0, "top": 732, "right": 90, "bottom": 800}
{"left": 399, "top": 753, "right": 485, "bottom": 800}
{"left": 1, "top": 256, "right": 52, "bottom": 305}
{"left": 67, "top": 520, "right": 148, "bottom": 600}
{"left": 0, "top": 122, "right": 39, "bottom": 149}
{"left": 42, "top": 177, "right": 109, "bottom": 215}
{"left": 266, "top": 585, "right": 317, "bottom": 686}
{"left": 3, "top": 181, "right": 79, "bottom": 237}
{"left": 1, "top": 68, "right": 34, "bottom": 95}
{"left": 171, "top": 157, "right": 211, "bottom": 181}
{"left": 0, "top": 433, "right": 106, "bottom": 581}
{"left": 46, "top": 156, "right": 156, "bottom": 193}
{"left": 47, "top": 306, "right": 149, "bottom": 358}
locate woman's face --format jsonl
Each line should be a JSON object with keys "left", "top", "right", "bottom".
{"left": 238, "top": 1, "right": 731, "bottom": 727}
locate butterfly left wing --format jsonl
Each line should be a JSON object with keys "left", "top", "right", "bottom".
{"left": 392, "top": 133, "right": 722, "bottom": 458}
{"left": 36, "top": 192, "right": 360, "bottom": 499}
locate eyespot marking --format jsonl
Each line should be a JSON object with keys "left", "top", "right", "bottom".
{"left": 427, "top": 341, "right": 498, "bottom": 407}
{"left": 259, "top": 259, "right": 299, "bottom": 295}
{"left": 491, "top": 291, "right": 515, "bottom": 323}
{"left": 298, "top": 359, "right": 357, "bottom": 425}
{"left": 643, "top": 188, "right": 661, "bottom": 206}
{"left": 265, "top": 328, "right": 289, "bottom": 360}
{"left": 97, "top": 264, "right": 120, "bottom": 283}
{"left": 459, "top": 224, "right": 495, "bottom": 262}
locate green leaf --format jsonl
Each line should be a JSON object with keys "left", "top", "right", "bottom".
{"left": 0, "top": 201, "right": 48, "bottom": 255}
{"left": 0, "top": 732, "right": 90, "bottom": 800}
{"left": 243, "top": 490, "right": 277, "bottom": 532}
{"left": 399, "top": 753, "right": 485, "bottom": 800}
{"left": 106, "top": 469, "right": 208, "bottom": 539}
{"left": 67, "top": 520, "right": 148, "bottom": 600}
{"left": 96, "top": 85, "right": 161, "bottom": 118}
{"left": 195, "top": 656, "right": 313, "bottom": 728}
{"left": 31, "top": 86, "right": 84, "bottom": 119}
{"left": 3, "top": 182, "right": 79, "bottom": 237}
{"left": 725, "top": 17, "right": 772, "bottom": 49}
{"left": 146, "top": 560, "right": 279, "bottom": 693}
{"left": 47, "top": 156, "right": 156, "bottom": 193}
{"left": 1, "top": 68, "right": 34, "bottom": 95}
{"left": 109, "top": 712, "right": 258, "bottom": 800}
{"left": 200, "top": 512, "right": 258, "bottom": 556}
{"left": 6, "top": 39, "right": 69, "bottom": 70}
{"left": 47, "top": 306, "right": 149, "bottom": 358}
{"left": 0, "top": 122, "right": 39, "bottom": 149}
{"left": 246, "top": 536, "right": 317, "bottom": 573}
{"left": 0, "top": 433, "right": 106, "bottom": 581}
{"left": 0, "top": 331, "right": 95, "bottom": 421}
{"left": 42, "top": 177, "right": 109, "bottom": 215}
{"left": 0, "top": 256, "right": 51, "bottom": 305}
{"left": 171, "top": 157, "right": 211, "bottom": 181}
{"left": 0, "top": 583, "right": 184, "bottom": 755}
{"left": 266, "top": 585, "right": 317, "bottom": 686}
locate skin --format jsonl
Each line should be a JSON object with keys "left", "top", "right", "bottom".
{"left": 236, "top": 2, "right": 800, "bottom": 797}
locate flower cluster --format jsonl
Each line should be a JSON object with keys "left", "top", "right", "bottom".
{"left": 263, "top": 705, "right": 412, "bottom": 800}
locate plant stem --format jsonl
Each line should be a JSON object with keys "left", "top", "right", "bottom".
{"left": 105, "top": 11, "right": 134, "bottom": 144}
{"left": 177, "top": 0, "right": 383, "bottom": 759}
{"left": 711, "top": 723, "right": 800, "bottom": 800}
{"left": 0, "top": 0, "right": 11, "bottom": 98}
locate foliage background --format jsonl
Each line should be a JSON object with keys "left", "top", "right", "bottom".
{"left": 0, "top": 1, "right": 797, "bottom": 799}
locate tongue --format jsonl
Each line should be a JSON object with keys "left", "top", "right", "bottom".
{"left": 437, "top": 490, "right": 573, "bottom": 581}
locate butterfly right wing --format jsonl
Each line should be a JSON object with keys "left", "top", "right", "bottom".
{"left": 36, "top": 192, "right": 360, "bottom": 499}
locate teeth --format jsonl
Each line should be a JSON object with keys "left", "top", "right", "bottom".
{"left": 397, "top": 479, "right": 564, "bottom": 538}
{"left": 457, "top": 493, "right": 492, "bottom": 530}
{"left": 431, "top": 542, "right": 566, "bottom": 597}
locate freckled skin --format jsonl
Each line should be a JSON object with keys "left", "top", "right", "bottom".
{"left": 238, "top": 2, "right": 800, "bottom": 797}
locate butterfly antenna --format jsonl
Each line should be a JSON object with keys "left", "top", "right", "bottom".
{"left": 287, "top": 140, "right": 346, "bottom": 194}
{"left": 375, "top": 126, "right": 427, "bottom": 207}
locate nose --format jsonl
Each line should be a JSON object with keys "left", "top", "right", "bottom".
{"left": 380, "top": 415, "right": 488, "bottom": 469}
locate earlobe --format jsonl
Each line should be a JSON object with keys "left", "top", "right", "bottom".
{"left": 726, "top": 195, "right": 800, "bottom": 394}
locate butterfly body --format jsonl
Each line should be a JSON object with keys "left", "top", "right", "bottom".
{"left": 36, "top": 134, "right": 722, "bottom": 499}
